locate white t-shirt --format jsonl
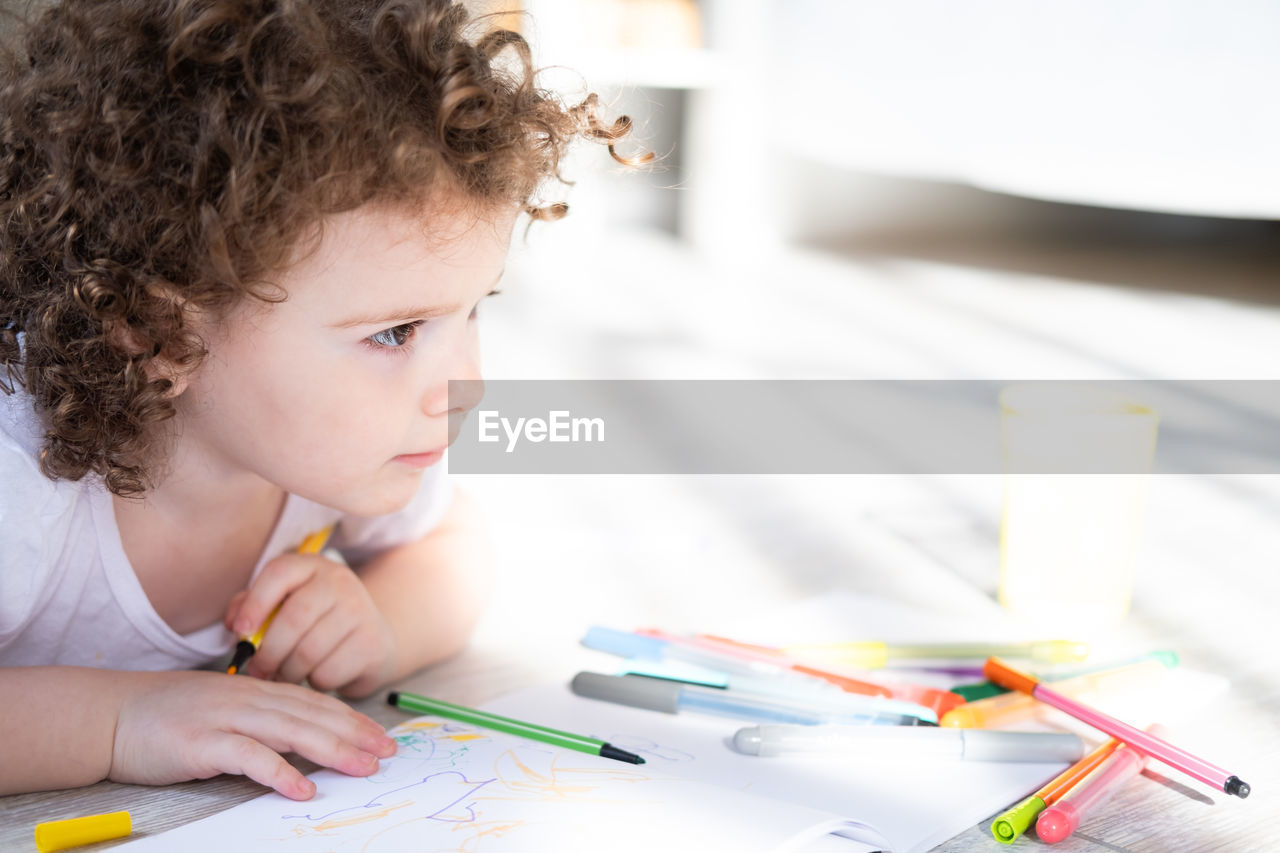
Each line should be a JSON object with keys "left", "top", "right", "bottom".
{"left": 0, "top": 387, "right": 453, "bottom": 671}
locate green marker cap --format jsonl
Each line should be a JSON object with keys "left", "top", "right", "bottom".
{"left": 991, "top": 795, "right": 1046, "bottom": 845}
{"left": 951, "top": 681, "right": 1007, "bottom": 702}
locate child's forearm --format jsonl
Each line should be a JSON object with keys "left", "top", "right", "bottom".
{"left": 358, "top": 487, "right": 494, "bottom": 687}
{"left": 0, "top": 666, "right": 133, "bottom": 794}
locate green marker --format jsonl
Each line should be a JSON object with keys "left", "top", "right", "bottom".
{"left": 387, "top": 691, "right": 645, "bottom": 765}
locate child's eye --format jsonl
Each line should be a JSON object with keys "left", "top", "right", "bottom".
{"left": 367, "top": 320, "right": 423, "bottom": 349}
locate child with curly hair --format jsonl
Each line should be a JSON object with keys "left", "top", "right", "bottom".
{"left": 0, "top": 0, "right": 638, "bottom": 799}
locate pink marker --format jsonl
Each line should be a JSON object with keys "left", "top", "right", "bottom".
{"left": 985, "top": 657, "right": 1250, "bottom": 799}
{"left": 1036, "top": 724, "right": 1166, "bottom": 843}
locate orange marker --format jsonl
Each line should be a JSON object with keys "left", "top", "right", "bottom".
{"left": 990, "top": 738, "right": 1121, "bottom": 843}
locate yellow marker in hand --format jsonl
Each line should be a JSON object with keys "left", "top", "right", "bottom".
{"left": 35, "top": 811, "right": 131, "bottom": 852}
{"left": 226, "top": 526, "right": 334, "bottom": 674}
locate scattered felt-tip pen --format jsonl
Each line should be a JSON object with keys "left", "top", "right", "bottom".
{"left": 984, "top": 657, "right": 1250, "bottom": 799}
{"left": 617, "top": 659, "right": 938, "bottom": 723}
{"left": 776, "top": 638, "right": 1091, "bottom": 669}
{"left": 664, "top": 630, "right": 966, "bottom": 716}
{"left": 571, "top": 671, "right": 936, "bottom": 727}
{"left": 942, "top": 654, "right": 1174, "bottom": 728}
{"left": 387, "top": 690, "right": 644, "bottom": 765}
{"left": 1035, "top": 724, "right": 1168, "bottom": 845}
{"left": 731, "top": 724, "right": 1084, "bottom": 762}
{"left": 951, "top": 650, "right": 1178, "bottom": 703}
{"left": 585, "top": 626, "right": 894, "bottom": 698}
{"left": 990, "top": 737, "right": 1122, "bottom": 844}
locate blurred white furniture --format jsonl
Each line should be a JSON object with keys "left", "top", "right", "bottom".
{"left": 771, "top": 0, "right": 1280, "bottom": 220}
{"left": 527, "top": 0, "right": 1280, "bottom": 260}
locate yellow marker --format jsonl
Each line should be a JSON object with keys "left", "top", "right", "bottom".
{"left": 34, "top": 811, "right": 131, "bottom": 852}
{"left": 782, "top": 639, "right": 1089, "bottom": 669}
{"left": 227, "top": 526, "right": 334, "bottom": 675}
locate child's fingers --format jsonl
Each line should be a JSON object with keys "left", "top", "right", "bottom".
{"left": 231, "top": 554, "right": 322, "bottom": 637}
{"left": 333, "top": 654, "right": 389, "bottom": 701}
{"left": 281, "top": 692, "right": 398, "bottom": 758}
{"left": 306, "top": 629, "right": 381, "bottom": 695}
{"left": 204, "top": 731, "right": 316, "bottom": 800}
{"left": 224, "top": 679, "right": 397, "bottom": 759}
{"left": 239, "top": 709, "right": 383, "bottom": 779}
{"left": 292, "top": 691, "right": 398, "bottom": 758}
{"left": 310, "top": 699, "right": 394, "bottom": 752}
{"left": 223, "top": 590, "right": 249, "bottom": 631}
{"left": 275, "top": 609, "right": 356, "bottom": 686}
{"left": 246, "top": 582, "right": 336, "bottom": 679}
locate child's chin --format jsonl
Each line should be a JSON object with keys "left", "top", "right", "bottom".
{"left": 335, "top": 481, "right": 421, "bottom": 518}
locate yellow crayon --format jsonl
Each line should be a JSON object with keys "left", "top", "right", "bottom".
{"left": 34, "top": 811, "right": 131, "bottom": 852}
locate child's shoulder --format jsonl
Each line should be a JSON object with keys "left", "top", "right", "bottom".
{"left": 0, "top": 387, "right": 95, "bottom": 645}
{"left": 0, "top": 384, "right": 45, "bottom": 462}
{"left": 0, "top": 385, "right": 85, "bottom": 519}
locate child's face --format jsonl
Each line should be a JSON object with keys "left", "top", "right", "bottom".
{"left": 177, "top": 203, "right": 515, "bottom": 516}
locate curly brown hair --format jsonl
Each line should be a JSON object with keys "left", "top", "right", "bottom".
{"left": 0, "top": 0, "right": 645, "bottom": 497}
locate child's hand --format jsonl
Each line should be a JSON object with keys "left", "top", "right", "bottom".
{"left": 110, "top": 671, "right": 397, "bottom": 799}
{"left": 225, "top": 553, "right": 398, "bottom": 698}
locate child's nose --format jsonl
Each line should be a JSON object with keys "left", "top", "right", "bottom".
{"left": 421, "top": 343, "right": 483, "bottom": 419}
{"left": 442, "top": 376, "right": 485, "bottom": 417}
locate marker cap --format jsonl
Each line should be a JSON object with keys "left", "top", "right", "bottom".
{"left": 984, "top": 657, "right": 1039, "bottom": 694}
{"left": 990, "top": 795, "right": 1046, "bottom": 844}
{"left": 939, "top": 704, "right": 984, "bottom": 728}
{"left": 35, "top": 811, "right": 131, "bottom": 853}
{"left": 619, "top": 659, "right": 729, "bottom": 689}
{"left": 581, "top": 626, "right": 668, "bottom": 660}
{"left": 733, "top": 727, "right": 765, "bottom": 755}
{"left": 951, "top": 682, "right": 1007, "bottom": 702}
{"left": 1031, "top": 640, "right": 1091, "bottom": 663}
{"left": 1035, "top": 800, "right": 1080, "bottom": 844}
{"left": 572, "top": 671, "right": 682, "bottom": 713}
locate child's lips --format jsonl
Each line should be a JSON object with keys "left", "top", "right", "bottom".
{"left": 392, "top": 448, "right": 444, "bottom": 468}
